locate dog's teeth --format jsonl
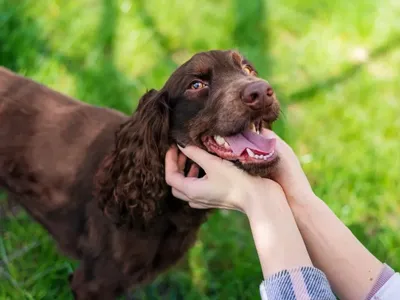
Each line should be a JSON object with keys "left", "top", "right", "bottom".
{"left": 214, "top": 135, "right": 226, "bottom": 146}
{"left": 224, "top": 142, "right": 230, "bottom": 149}
{"left": 247, "top": 149, "right": 275, "bottom": 160}
{"left": 246, "top": 148, "right": 255, "bottom": 157}
{"left": 264, "top": 151, "right": 275, "bottom": 159}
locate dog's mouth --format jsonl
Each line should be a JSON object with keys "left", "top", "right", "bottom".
{"left": 201, "top": 121, "right": 278, "bottom": 164}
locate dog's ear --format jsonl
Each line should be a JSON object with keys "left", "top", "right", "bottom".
{"left": 94, "top": 89, "right": 171, "bottom": 229}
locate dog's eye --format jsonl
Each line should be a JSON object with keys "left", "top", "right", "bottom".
{"left": 190, "top": 81, "right": 207, "bottom": 90}
{"left": 243, "top": 65, "right": 253, "bottom": 75}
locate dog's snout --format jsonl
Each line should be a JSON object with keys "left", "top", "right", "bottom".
{"left": 241, "top": 81, "right": 274, "bottom": 110}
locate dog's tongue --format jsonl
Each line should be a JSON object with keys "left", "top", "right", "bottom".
{"left": 225, "top": 130, "right": 276, "bottom": 155}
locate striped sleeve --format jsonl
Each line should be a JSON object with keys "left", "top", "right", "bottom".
{"left": 366, "top": 263, "right": 400, "bottom": 300}
{"left": 370, "top": 272, "right": 400, "bottom": 299}
{"left": 259, "top": 266, "right": 337, "bottom": 300}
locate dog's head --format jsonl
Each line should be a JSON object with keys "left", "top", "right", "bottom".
{"left": 96, "top": 50, "right": 280, "bottom": 228}
{"left": 163, "top": 50, "right": 280, "bottom": 176}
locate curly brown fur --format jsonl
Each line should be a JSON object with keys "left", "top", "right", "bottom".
{"left": 0, "top": 50, "right": 280, "bottom": 299}
{"left": 95, "top": 89, "right": 171, "bottom": 229}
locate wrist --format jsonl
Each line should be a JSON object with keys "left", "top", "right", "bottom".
{"left": 242, "top": 180, "right": 287, "bottom": 217}
{"left": 272, "top": 157, "right": 315, "bottom": 206}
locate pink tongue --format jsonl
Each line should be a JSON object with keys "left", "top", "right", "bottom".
{"left": 225, "top": 130, "right": 276, "bottom": 155}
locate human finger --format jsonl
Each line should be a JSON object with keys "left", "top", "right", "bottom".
{"left": 165, "top": 146, "right": 189, "bottom": 191}
{"left": 177, "top": 145, "right": 222, "bottom": 171}
{"left": 187, "top": 163, "right": 200, "bottom": 178}
{"left": 165, "top": 145, "right": 179, "bottom": 173}
{"left": 189, "top": 202, "right": 210, "bottom": 209}
{"left": 177, "top": 150, "right": 187, "bottom": 173}
{"left": 171, "top": 188, "right": 191, "bottom": 202}
{"left": 172, "top": 188, "right": 211, "bottom": 210}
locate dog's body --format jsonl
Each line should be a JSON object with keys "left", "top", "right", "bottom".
{"left": 0, "top": 50, "right": 280, "bottom": 299}
{"left": 0, "top": 67, "right": 207, "bottom": 299}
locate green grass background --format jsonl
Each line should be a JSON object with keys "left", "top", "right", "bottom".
{"left": 1, "top": 0, "right": 399, "bottom": 299}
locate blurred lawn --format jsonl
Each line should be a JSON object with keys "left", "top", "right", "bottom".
{"left": 1, "top": 0, "right": 400, "bottom": 299}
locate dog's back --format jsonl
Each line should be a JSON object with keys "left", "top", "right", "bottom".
{"left": 0, "top": 67, "right": 127, "bottom": 256}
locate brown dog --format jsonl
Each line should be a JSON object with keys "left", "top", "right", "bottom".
{"left": 0, "top": 50, "right": 280, "bottom": 299}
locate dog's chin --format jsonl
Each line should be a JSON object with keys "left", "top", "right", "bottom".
{"left": 233, "top": 156, "right": 280, "bottom": 178}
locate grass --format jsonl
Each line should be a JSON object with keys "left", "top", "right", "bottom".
{"left": 1, "top": 0, "right": 400, "bottom": 299}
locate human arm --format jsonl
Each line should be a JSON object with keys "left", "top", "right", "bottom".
{"left": 246, "top": 186, "right": 314, "bottom": 279}
{"left": 291, "top": 193, "right": 383, "bottom": 300}
{"left": 269, "top": 130, "right": 400, "bottom": 299}
{"left": 248, "top": 196, "right": 337, "bottom": 299}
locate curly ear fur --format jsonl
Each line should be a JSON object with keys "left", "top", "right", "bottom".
{"left": 95, "top": 89, "right": 171, "bottom": 229}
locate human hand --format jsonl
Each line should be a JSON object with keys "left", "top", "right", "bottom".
{"left": 165, "top": 144, "right": 287, "bottom": 216}
{"left": 264, "top": 129, "right": 315, "bottom": 205}
{"left": 165, "top": 144, "right": 314, "bottom": 278}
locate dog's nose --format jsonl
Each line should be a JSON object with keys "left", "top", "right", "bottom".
{"left": 241, "top": 81, "right": 274, "bottom": 110}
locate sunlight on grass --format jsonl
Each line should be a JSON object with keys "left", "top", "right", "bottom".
{"left": 188, "top": 240, "right": 208, "bottom": 294}
{"left": 1, "top": 0, "right": 399, "bottom": 298}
